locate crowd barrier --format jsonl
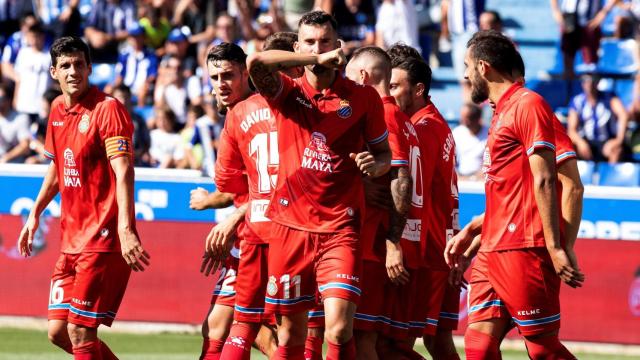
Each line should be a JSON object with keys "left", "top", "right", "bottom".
{"left": 0, "top": 165, "right": 638, "bottom": 344}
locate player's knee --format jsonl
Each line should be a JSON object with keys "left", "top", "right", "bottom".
{"left": 48, "top": 327, "right": 69, "bottom": 348}
{"left": 324, "top": 318, "right": 352, "bottom": 344}
{"left": 66, "top": 323, "right": 97, "bottom": 346}
{"left": 277, "top": 314, "right": 308, "bottom": 346}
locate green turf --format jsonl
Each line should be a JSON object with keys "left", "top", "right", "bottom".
{"left": 0, "top": 327, "right": 636, "bottom": 359}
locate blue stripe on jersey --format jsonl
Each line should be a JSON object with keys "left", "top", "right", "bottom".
{"left": 213, "top": 290, "right": 236, "bottom": 296}
{"left": 512, "top": 313, "right": 560, "bottom": 326}
{"left": 265, "top": 295, "right": 315, "bottom": 305}
{"left": 426, "top": 318, "right": 439, "bottom": 326}
{"left": 308, "top": 311, "right": 325, "bottom": 318}
{"left": 69, "top": 305, "right": 115, "bottom": 319}
{"left": 318, "top": 282, "right": 361, "bottom": 296}
{"left": 44, "top": 150, "right": 55, "bottom": 159}
{"left": 439, "top": 311, "right": 459, "bottom": 320}
{"left": 526, "top": 141, "right": 556, "bottom": 155}
{"left": 409, "top": 321, "right": 427, "bottom": 328}
{"left": 354, "top": 313, "right": 379, "bottom": 322}
{"left": 367, "top": 130, "right": 389, "bottom": 145}
{"left": 48, "top": 303, "right": 70, "bottom": 310}
{"left": 556, "top": 151, "right": 577, "bottom": 161}
{"left": 234, "top": 305, "right": 264, "bottom": 314}
{"left": 377, "top": 316, "right": 409, "bottom": 329}
{"left": 391, "top": 159, "right": 409, "bottom": 166}
{"left": 468, "top": 299, "right": 504, "bottom": 313}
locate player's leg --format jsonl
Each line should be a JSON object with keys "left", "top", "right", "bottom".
{"left": 465, "top": 253, "right": 510, "bottom": 360}
{"left": 266, "top": 224, "right": 317, "bottom": 359}
{"left": 66, "top": 252, "right": 131, "bottom": 360}
{"left": 48, "top": 253, "right": 75, "bottom": 354}
{"left": 423, "top": 274, "right": 461, "bottom": 360}
{"left": 306, "top": 307, "right": 325, "bottom": 360}
{"left": 253, "top": 323, "right": 278, "bottom": 357}
{"left": 316, "top": 231, "right": 362, "bottom": 359}
{"left": 487, "top": 249, "right": 575, "bottom": 360}
{"left": 353, "top": 260, "right": 387, "bottom": 360}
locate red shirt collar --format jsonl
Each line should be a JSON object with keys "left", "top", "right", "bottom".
{"left": 300, "top": 71, "right": 345, "bottom": 98}
{"left": 63, "top": 86, "right": 99, "bottom": 114}
{"left": 410, "top": 98, "right": 438, "bottom": 124}
{"left": 494, "top": 82, "right": 522, "bottom": 114}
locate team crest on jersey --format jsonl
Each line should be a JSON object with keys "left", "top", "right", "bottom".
{"left": 337, "top": 99, "right": 352, "bottom": 119}
{"left": 267, "top": 276, "right": 278, "bottom": 296}
{"left": 78, "top": 114, "right": 90, "bottom": 133}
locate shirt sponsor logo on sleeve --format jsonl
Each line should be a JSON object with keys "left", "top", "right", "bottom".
{"left": 301, "top": 132, "right": 333, "bottom": 173}
{"left": 63, "top": 148, "right": 81, "bottom": 187}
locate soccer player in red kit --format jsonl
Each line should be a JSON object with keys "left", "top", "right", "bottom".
{"left": 344, "top": 46, "right": 413, "bottom": 360}
{"left": 247, "top": 11, "right": 391, "bottom": 359}
{"left": 458, "top": 30, "right": 584, "bottom": 359}
{"left": 17, "top": 36, "right": 150, "bottom": 360}
{"left": 214, "top": 32, "right": 304, "bottom": 360}
{"left": 389, "top": 55, "right": 461, "bottom": 360}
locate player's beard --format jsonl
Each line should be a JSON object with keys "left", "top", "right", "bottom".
{"left": 309, "top": 64, "right": 329, "bottom": 75}
{"left": 470, "top": 73, "right": 489, "bottom": 104}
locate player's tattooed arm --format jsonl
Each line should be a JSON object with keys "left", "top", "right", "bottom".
{"left": 385, "top": 167, "right": 411, "bottom": 285}
{"left": 18, "top": 163, "right": 59, "bottom": 256}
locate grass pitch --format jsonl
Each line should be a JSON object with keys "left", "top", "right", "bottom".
{"left": 0, "top": 327, "right": 636, "bottom": 359}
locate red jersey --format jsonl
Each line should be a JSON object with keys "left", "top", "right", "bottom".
{"left": 361, "top": 96, "right": 409, "bottom": 261}
{"left": 401, "top": 101, "right": 459, "bottom": 270}
{"left": 480, "top": 83, "right": 558, "bottom": 252}
{"left": 265, "top": 73, "right": 388, "bottom": 233}
{"left": 216, "top": 94, "right": 277, "bottom": 244}
{"left": 44, "top": 87, "right": 135, "bottom": 254}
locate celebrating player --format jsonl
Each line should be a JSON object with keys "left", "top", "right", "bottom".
{"left": 459, "top": 30, "right": 583, "bottom": 359}
{"left": 18, "top": 36, "right": 150, "bottom": 359}
{"left": 247, "top": 10, "right": 391, "bottom": 359}
{"left": 344, "top": 46, "right": 413, "bottom": 360}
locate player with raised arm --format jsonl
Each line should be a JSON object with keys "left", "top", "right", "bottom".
{"left": 247, "top": 10, "right": 391, "bottom": 359}
{"left": 344, "top": 46, "right": 413, "bottom": 360}
{"left": 214, "top": 32, "right": 304, "bottom": 360}
{"left": 18, "top": 36, "right": 150, "bottom": 360}
{"left": 457, "top": 30, "right": 583, "bottom": 359}
{"left": 388, "top": 54, "right": 461, "bottom": 360}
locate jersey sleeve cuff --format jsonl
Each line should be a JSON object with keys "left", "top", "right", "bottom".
{"left": 367, "top": 130, "right": 389, "bottom": 145}
{"left": 44, "top": 150, "right": 55, "bottom": 160}
{"left": 391, "top": 159, "right": 409, "bottom": 167}
{"left": 555, "top": 151, "right": 577, "bottom": 165}
{"left": 526, "top": 141, "right": 556, "bottom": 156}
{"left": 105, "top": 136, "right": 133, "bottom": 159}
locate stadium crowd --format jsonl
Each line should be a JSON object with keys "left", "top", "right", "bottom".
{"left": 2, "top": 0, "right": 640, "bottom": 180}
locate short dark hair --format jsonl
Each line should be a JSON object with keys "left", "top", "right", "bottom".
{"left": 513, "top": 50, "right": 525, "bottom": 78}
{"left": 113, "top": 84, "right": 132, "bottom": 97}
{"left": 50, "top": 36, "right": 91, "bottom": 67}
{"left": 27, "top": 21, "right": 45, "bottom": 34}
{"left": 463, "top": 102, "right": 482, "bottom": 120}
{"left": 483, "top": 10, "right": 502, "bottom": 25}
{"left": 188, "top": 104, "right": 205, "bottom": 119}
{"left": 394, "top": 57, "right": 432, "bottom": 98}
{"left": 298, "top": 11, "right": 337, "bottom": 31}
{"left": 387, "top": 43, "right": 423, "bottom": 67}
{"left": 263, "top": 32, "right": 298, "bottom": 51}
{"left": 467, "top": 30, "right": 517, "bottom": 76}
{"left": 206, "top": 42, "right": 247, "bottom": 67}
{"left": 351, "top": 46, "right": 392, "bottom": 78}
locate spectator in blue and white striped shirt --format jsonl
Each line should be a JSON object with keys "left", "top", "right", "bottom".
{"left": 84, "top": 0, "right": 137, "bottom": 63}
{"left": 1, "top": 13, "right": 37, "bottom": 83}
{"left": 33, "top": 0, "right": 81, "bottom": 38}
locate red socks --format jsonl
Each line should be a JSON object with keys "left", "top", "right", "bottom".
{"left": 200, "top": 338, "right": 225, "bottom": 360}
{"left": 100, "top": 341, "right": 118, "bottom": 360}
{"left": 219, "top": 323, "right": 258, "bottom": 360}
{"left": 73, "top": 340, "right": 102, "bottom": 360}
{"left": 271, "top": 344, "right": 306, "bottom": 360}
{"left": 395, "top": 340, "right": 425, "bottom": 360}
{"left": 524, "top": 335, "right": 576, "bottom": 360}
{"left": 326, "top": 338, "right": 355, "bottom": 360}
{"left": 464, "top": 328, "right": 502, "bottom": 360}
{"left": 305, "top": 334, "right": 324, "bottom": 360}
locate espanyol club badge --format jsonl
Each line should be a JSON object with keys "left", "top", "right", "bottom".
{"left": 337, "top": 99, "right": 352, "bottom": 119}
{"left": 78, "top": 114, "right": 90, "bottom": 133}
{"left": 267, "top": 276, "right": 278, "bottom": 296}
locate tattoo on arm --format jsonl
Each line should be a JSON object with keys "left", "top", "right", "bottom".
{"left": 249, "top": 61, "right": 282, "bottom": 98}
{"left": 387, "top": 167, "right": 412, "bottom": 243}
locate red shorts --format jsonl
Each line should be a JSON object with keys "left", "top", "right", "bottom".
{"left": 265, "top": 223, "right": 362, "bottom": 315}
{"left": 419, "top": 270, "right": 448, "bottom": 337}
{"left": 308, "top": 303, "right": 325, "bottom": 329}
{"left": 353, "top": 260, "right": 387, "bottom": 332}
{"left": 438, "top": 281, "right": 461, "bottom": 331}
{"left": 48, "top": 252, "right": 131, "bottom": 328}
{"left": 234, "top": 242, "right": 271, "bottom": 323}
{"left": 210, "top": 249, "right": 240, "bottom": 307}
{"left": 468, "top": 249, "right": 561, "bottom": 336}
{"left": 380, "top": 267, "right": 423, "bottom": 339}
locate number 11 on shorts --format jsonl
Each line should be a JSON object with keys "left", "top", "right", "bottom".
{"left": 280, "top": 274, "right": 301, "bottom": 299}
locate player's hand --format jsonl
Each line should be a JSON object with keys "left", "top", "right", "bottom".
{"left": 350, "top": 151, "right": 383, "bottom": 177}
{"left": 200, "top": 250, "right": 226, "bottom": 276}
{"left": 548, "top": 247, "right": 585, "bottom": 288}
{"left": 385, "top": 240, "right": 410, "bottom": 285}
{"left": 448, "top": 254, "right": 470, "bottom": 290}
{"left": 205, "top": 221, "right": 236, "bottom": 259}
{"left": 119, "top": 228, "right": 151, "bottom": 272}
{"left": 190, "top": 187, "right": 210, "bottom": 210}
{"left": 444, "top": 230, "right": 474, "bottom": 268}
{"left": 17, "top": 215, "right": 39, "bottom": 257}
{"left": 362, "top": 176, "right": 392, "bottom": 210}
{"left": 317, "top": 48, "right": 346, "bottom": 69}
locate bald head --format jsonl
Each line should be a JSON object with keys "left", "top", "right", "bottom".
{"left": 345, "top": 46, "right": 392, "bottom": 92}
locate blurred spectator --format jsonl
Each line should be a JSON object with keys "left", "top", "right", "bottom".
{"left": 25, "top": 87, "right": 61, "bottom": 164}
{"left": 138, "top": 2, "right": 171, "bottom": 50}
{"left": 187, "top": 104, "right": 221, "bottom": 176}
{"left": 14, "top": 22, "right": 50, "bottom": 121}
{"left": 375, "top": 0, "right": 420, "bottom": 51}
{"left": 112, "top": 23, "right": 159, "bottom": 107}
{"left": 153, "top": 55, "right": 203, "bottom": 126}
{"left": 452, "top": 103, "right": 487, "bottom": 180}
{"left": 440, "top": 0, "right": 485, "bottom": 101}
{"left": 0, "top": 0, "right": 34, "bottom": 45}
{"left": 0, "top": 83, "right": 31, "bottom": 163}
{"left": 112, "top": 84, "right": 152, "bottom": 166}
{"left": 281, "top": 0, "right": 330, "bottom": 31}
{"left": 180, "top": 104, "right": 205, "bottom": 170}
{"left": 614, "top": 14, "right": 635, "bottom": 38}
{"left": 171, "top": 0, "right": 216, "bottom": 44}
{"left": 149, "top": 106, "right": 184, "bottom": 168}
{"left": 1, "top": 13, "right": 38, "bottom": 83}
{"left": 235, "top": 0, "right": 281, "bottom": 55}
{"left": 211, "top": 13, "right": 246, "bottom": 48}
{"left": 34, "top": 0, "right": 82, "bottom": 38}
{"left": 84, "top": 0, "right": 137, "bottom": 63}
{"left": 479, "top": 10, "right": 502, "bottom": 32}
{"left": 334, "top": 0, "right": 376, "bottom": 55}
{"left": 164, "top": 27, "right": 197, "bottom": 77}
{"left": 567, "top": 74, "right": 630, "bottom": 163}
{"left": 550, "top": 0, "right": 617, "bottom": 79}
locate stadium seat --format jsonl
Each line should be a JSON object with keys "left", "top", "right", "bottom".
{"left": 577, "top": 160, "right": 595, "bottom": 185}
{"left": 527, "top": 79, "right": 570, "bottom": 111}
{"left": 614, "top": 78, "right": 635, "bottom": 109}
{"left": 596, "top": 39, "right": 639, "bottom": 76}
{"left": 134, "top": 106, "right": 155, "bottom": 121}
{"left": 89, "top": 63, "right": 117, "bottom": 90}
{"left": 596, "top": 162, "right": 640, "bottom": 187}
